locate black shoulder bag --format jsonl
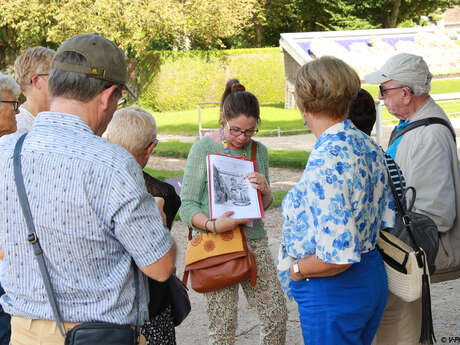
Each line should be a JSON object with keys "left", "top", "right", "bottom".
{"left": 13, "top": 134, "right": 139, "bottom": 345}
{"left": 384, "top": 171, "right": 438, "bottom": 344}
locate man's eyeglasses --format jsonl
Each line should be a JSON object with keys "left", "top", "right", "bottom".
{"left": 147, "top": 138, "right": 159, "bottom": 149}
{"left": 226, "top": 122, "right": 258, "bottom": 137}
{"left": 379, "top": 85, "right": 413, "bottom": 96}
{"left": 117, "top": 97, "right": 128, "bottom": 109}
{"left": 0, "top": 100, "right": 19, "bottom": 111}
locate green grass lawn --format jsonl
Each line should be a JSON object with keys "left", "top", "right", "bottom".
{"left": 143, "top": 167, "right": 184, "bottom": 181}
{"left": 152, "top": 141, "right": 309, "bottom": 169}
{"left": 270, "top": 190, "right": 288, "bottom": 209}
{"left": 146, "top": 103, "right": 307, "bottom": 136}
{"left": 143, "top": 78, "right": 460, "bottom": 135}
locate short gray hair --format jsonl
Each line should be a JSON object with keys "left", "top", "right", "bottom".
{"left": 0, "top": 72, "right": 21, "bottom": 97}
{"left": 107, "top": 106, "right": 157, "bottom": 157}
{"left": 49, "top": 51, "right": 121, "bottom": 102}
{"left": 394, "top": 78, "right": 432, "bottom": 97}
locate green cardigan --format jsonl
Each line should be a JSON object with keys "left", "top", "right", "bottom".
{"left": 179, "top": 136, "right": 270, "bottom": 240}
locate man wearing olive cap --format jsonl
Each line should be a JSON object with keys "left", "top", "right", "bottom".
{"left": 0, "top": 33, "right": 175, "bottom": 345}
{"left": 366, "top": 53, "right": 460, "bottom": 344}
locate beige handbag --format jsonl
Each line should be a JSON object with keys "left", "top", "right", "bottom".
{"left": 377, "top": 230, "right": 427, "bottom": 302}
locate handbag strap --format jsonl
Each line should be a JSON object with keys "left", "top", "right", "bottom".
{"left": 13, "top": 134, "right": 140, "bottom": 339}
{"left": 13, "top": 134, "right": 67, "bottom": 336}
{"left": 250, "top": 140, "right": 257, "bottom": 162}
{"left": 385, "top": 169, "right": 422, "bottom": 251}
{"left": 388, "top": 117, "right": 456, "bottom": 146}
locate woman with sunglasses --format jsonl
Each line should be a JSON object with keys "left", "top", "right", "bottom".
{"left": 106, "top": 106, "right": 181, "bottom": 345}
{"left": 180, "top": 81, "right": 287, "bottom": 345}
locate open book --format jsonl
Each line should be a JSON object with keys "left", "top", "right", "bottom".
{"left": 207, "top": 154, "right": 264, "bottom": 220}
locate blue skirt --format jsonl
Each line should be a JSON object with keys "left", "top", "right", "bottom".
{"left": 290, "top": 249, "right": 387, "bottom": 345}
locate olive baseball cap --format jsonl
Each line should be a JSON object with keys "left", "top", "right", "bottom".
{"left": 52, "top": 33, "right": 136, "bottom": 98}
{"left": 364, "top": 53, "right": 432, "bottom": 86}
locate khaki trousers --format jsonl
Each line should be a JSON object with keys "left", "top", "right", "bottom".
{"left": 11, "top": 316, "right": 146, "bottom": 345}
{"left": 372, "top": 292, "right": 422, "bottom": 345}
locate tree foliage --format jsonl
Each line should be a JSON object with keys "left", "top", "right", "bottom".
{"left": 238, "top": 0, "right": 460, "bottom": 47}
{"left": 0, "top": 0, "right": 256, "bottom": 69}
{"left": 1, "top": 0, "right": 459, "bottom": 70}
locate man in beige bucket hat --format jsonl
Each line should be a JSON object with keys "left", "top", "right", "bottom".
{"left": 0, "top": 33, "right": 175, "bottom": 345}
{"left": 366, "top": 53, "right": 460, "bottom": 345}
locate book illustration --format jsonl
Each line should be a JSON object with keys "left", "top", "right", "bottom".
{"left": 213, "top": 165, "right": 251, "bottom": 206}
{"left": 207, "top": 153, "right": 263, "bottom": 220}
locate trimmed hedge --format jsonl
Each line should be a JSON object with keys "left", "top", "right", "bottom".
{"left": 138, "top": 48, "right": 284, "bottom": 111}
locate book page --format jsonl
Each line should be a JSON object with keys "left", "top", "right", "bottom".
{"left": 207, "top": 154, "right": 263, "bottom": 220}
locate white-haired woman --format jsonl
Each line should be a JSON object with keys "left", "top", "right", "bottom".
{"left": 106, "top": 106, "right": 181, "bottom": 345}
{"left": 0, "top": 73, "right": 20, "bottom": 137}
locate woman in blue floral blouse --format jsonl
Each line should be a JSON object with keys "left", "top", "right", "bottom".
{"left": 278, "top": 56, "right": 396, "bottom": 345}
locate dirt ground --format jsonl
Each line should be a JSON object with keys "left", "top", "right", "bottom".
{"left": 148, "top": 155, "right": 460, "bottom": 344}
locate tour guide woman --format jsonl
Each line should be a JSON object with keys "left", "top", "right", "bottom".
{"left": 277, "top": 56, "right": 396, "bottom": 345}
{"left": 180, "top": 87, "right": 287, "bottom": 345}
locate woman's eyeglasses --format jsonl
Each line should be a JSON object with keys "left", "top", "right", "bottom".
{"left": 226, "top": 122, "right": 258, "bottom": 137}
{"left": 0, "top": 100, "right": 19, "bottom": 112}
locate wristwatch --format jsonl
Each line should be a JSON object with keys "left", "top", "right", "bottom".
{"left": 293, "top": 260, "right": 304, "bottom": 279}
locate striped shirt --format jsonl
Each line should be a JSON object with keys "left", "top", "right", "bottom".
{"left": 0, "top": 112, "right": 173, "bottom": 325}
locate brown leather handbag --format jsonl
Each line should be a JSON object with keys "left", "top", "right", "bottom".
{"left": 182, "top": 225, "right": 257, "bottom": 293}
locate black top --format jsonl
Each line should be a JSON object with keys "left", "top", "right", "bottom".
{"left": 143, "top": 172, "right": 181, "bottom": 317}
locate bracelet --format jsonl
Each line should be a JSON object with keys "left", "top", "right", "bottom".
{"left": 212, "top": 220, "right": 217, "bottom": 234}
{"left": 204, "top": 219, "right": 211, "bottom": 232}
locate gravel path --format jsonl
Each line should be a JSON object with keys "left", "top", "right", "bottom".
{"left": 171, "top": 210, "right": 460, "bottom": 344}
{"left": 148, "top": 156, "right": 460, "bottom": 344}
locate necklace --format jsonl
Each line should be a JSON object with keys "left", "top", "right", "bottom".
{"left": 220, "top": 128, "right": 247, "bottom": 160}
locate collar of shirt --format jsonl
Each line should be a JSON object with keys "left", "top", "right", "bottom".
{"left": 33, "top": 111, "right": 94, "bottom": 135}
{"left": 396, "top": 119, "right": 410, "bottom": 132}
{"left": 314, "top": 119, "right": 351, "bottom": 150}
{"left": 18, "top": 105, "right": 35, "bottom": 125}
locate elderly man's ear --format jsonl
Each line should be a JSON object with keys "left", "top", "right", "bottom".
{"left": 138, "top": 141, "right": 156, "bottom": 168}
{"left": 144, "top": 141, "right": 156, "bottom": 159}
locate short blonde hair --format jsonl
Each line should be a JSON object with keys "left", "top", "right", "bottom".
{"left": 14, "top": 46, "right": 55, "bottom": 91}
{"left": 107, "top": 107, "right": 157, "bottom": 157}
{"left": 295, "top": 56, "right": 360, "bottom": 119}
{"left": 0, "top": 73, "right": 20, "bottom": 97}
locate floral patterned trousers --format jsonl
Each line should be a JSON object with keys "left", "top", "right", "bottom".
{"left": 205, "top": 237, "right": 288, "bottom": 345}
